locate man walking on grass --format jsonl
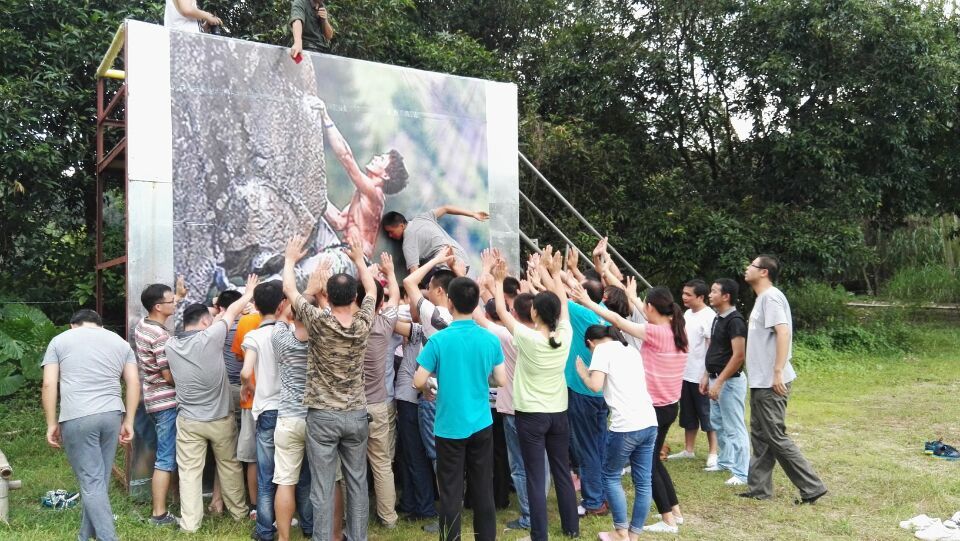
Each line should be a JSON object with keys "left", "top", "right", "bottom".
{"left": 739, "top": 255, "right": 827, "bottom": 504}
{"left": 42, "top": 309, "right": 141, "bottom": 541}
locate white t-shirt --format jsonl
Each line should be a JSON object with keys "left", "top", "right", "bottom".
{"left": 682, "top": 306, "right": 716, "bottom": 383}
{"left": 417, "top": 297, "right": 452, "bottom": 339}
{"left": 165, "top": 0, "right": 202, "bottom": 32}
{"left": 746, "top": 287, "right": 796, "bottom": 389}
{"left": 242, "top": 322, "right": 281, "bottom": 420}
{"left": 588, "top": 341, "right": 657, "bottom": 432}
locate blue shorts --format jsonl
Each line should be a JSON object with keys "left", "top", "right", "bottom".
{"left": 148, "top": 407, "right": 178, "bottom": 472}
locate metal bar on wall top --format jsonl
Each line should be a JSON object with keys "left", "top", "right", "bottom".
{"left": 518, "top": 190, "right": 595, "bottom": 271}
{"left": 518, "top": 151, "right": 652, "bottom": 289}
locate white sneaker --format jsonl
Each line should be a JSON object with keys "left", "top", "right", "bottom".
{"left": 643, "top": 521, "right": 679, "bottom": 534}
{"left": 622, "top": 466, "right": 631, "bottom": 476}
{"left": 946, "top": 512, "right": 960, "bottom": 529}
{"left": 703, "top": 464, "right": 725, "bottom": 472}
{"left": 725, "top": 476, "right": 747, "bottom": 486}
{"left": 916, "top": 520, "right": 959, "bottom": 541}
{"left": 651, "top": 514, "right": 683, "bottom": 525}
{"left": 706, "top": 454, "right": 718, "bottom": 468}
{"left": 902, "top": 515, "right": 939, "bottom": 531}
{"left": 667, "top": 450, "right": 695, "bottom": 460}
{"left": 577, "top": 505, "right": 586, "bottom": 517}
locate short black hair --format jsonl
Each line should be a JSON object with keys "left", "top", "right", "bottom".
{"left": 327, "top": 273, "right": 358, "bottom": 307}
{"left": 513, "top": 293, "right": 534, "bottom": 323}
{"left": 215, "top": 289, "right": 242, "bottom": 310}
{"left": 141, "top": 283, "right": 172, "bottom": 312}
{"left": 503, "top": 277, "right": 521, "bottom": 298}
{"left": 70, "top": 309, "right": 102, "bottom": 326}
{"left": 253, "top": 280, "right": 284, "bottom": 315}
{"left": 583, "top": 268, "right": 602, "bottom": 282}
{"left": 684, "top": 279, "right": 709, "bottom": 299}
{"left": 447, "top": 277, "right": 480, "bottom": 314}
{"left": 713, "top": 278, "right": 740, "bottom": 306}
{"left": 429, "top": 269, "right": 456, "bottom": 293}
{"left": 581, "top": 280, "right": 604, "bottom": 304}
{"left": 182, "top": 303, "right": 212, "bottom": 327}
{"left": 357, "top": 280, "right": 385, "bottom": 310}
{"left": 381, "top": 211, "right": 407, "bottom": 229}
{"left": 756, "top": 254, "right": 781, "bottom": 282}
{"left": 382, "top": 149, "right": 409, "bottom": 195}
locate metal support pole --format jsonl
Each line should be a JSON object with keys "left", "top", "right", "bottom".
{"left": 519, "top": 152, "right": 651, "bottom": 288}
{"left": 519, "top": 230, "right": 541, "bottom": 254}
{"left": 0, "top": 449, "right": 21, "bottom": 524}
{"left": 519, "top": 191, "right": 595, "bottom": 271}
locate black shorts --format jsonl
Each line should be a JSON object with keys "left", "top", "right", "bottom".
{"left": 678, "top": 380, "right": 713, "bottom": 431}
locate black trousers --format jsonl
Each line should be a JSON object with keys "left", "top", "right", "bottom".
{"left": 653, "top": 402, "right": 680, "bottom": 513}
{"left": 435, "top": 426, "right": 496, "bottom": 541}
{"left": 516, "top": 411, "right": 580, "bottom": 541}
{"left": 492, "top": 410, "right": 511, "bottom": 509}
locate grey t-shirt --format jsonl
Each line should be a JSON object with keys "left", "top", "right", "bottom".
{"left": 363, "top": 306, "right": 399, "bottom": 404}
{"left": 42, "top": 327, "right": 136, "bottom": 423}
{"left": 165, "top": 320, "right": 233, "bottom": 421}
{"left": 394, "top": 322, "right": 424, "bottom": 404}
{"left": 401, "top": 211, "right": 469, "bottom": 269}
{"left": 746, "top": 286, "right": 797, "bottom": 389}
{"left": 223, "top": 322, "right": 241, "bottom": 386}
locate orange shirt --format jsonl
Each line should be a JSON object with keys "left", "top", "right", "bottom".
{"left": 233, "top": 313, "right": 262, "bottom": 409}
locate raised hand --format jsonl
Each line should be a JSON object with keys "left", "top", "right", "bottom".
{"left": 452, "top": 258, "right": 467, "bottom": 277}
{"left": 285, "top": 234, "right": 309, "bottom": 262}
{"left": 570, "top": 282, "right": 590, "bottom": 305}
{"left": 437, "top": 245, "right": 457, "bottom": 267}
{"left": 566, "top": 246, "right": 579, "bottom": 271}
{"left": 625, "top": 276, "right": 638, "bottom": 300}
{"left": 243, "top": 274, "right": 260, "bottom": 296}
{"left": 174, "top": 274, "right": 188, "bottom": 302}
{"left": 492, "top": 259, "right": 508, "bottom": 282}
{"left": 473, "top": 210, "right": 490, "bottom": 222}
{"left": 379, "top": 252, "right": 395, "bottom": 276}
{"left": 346, "top": 230, "right": 365, "bottom": 263}
{"left": 592, "top": 236, "right": 608, "bottom": 259}
{"left": 481, "top": 248, "right": 496, "bottom": 273}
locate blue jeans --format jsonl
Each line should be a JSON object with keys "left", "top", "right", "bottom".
{"left": 61, "top": 411, "right": 122, "bottom": 541}
{"left": 417, "top": 398, "right": 437, "bottom": 462}
{"left": 147, "top": 407, "right": 178, "bottom": 472}
{"left": 604, "top": 427, "right": 657, "bottom": 534}
{"left": 568, "top": 390, "right": 608, "bottom": 509}
{"left": 503, "top": 414, "right": 549, "bottom": 528}
{"left": 255, "top": 410, "right": 278, "bottom": 540}
{"left": 710, "top": 376, "right": 750, "bottom": 480}
{"left": 397, "top": 400, "right": 436, "bottom": 518}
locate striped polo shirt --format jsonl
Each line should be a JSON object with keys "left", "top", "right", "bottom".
{"left": 640, "top": 323, "right": 687, "bottom": 407}
{"left": 134, "top": 318, "right": 177, "bottom": 413}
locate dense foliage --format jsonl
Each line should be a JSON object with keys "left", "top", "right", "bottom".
{"left": 3, "top": 0, "right": 959, "bottom": 324}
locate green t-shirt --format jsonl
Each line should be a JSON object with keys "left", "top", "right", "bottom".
{"left": 511, "top": 320, "right": 573, "bottom": 413}
{"left": 290, "top": 0, "right": 331, "bottom": 53}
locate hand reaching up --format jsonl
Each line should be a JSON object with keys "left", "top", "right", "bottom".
{"left": 285, "top": 234, "right": 309, "bottom": 263}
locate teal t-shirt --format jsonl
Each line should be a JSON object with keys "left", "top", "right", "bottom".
{"left": 417, "top": 320, "right": 504, "bottom": 439}
{"left": 564, "top": 300, "right": 607, "bottom": 397}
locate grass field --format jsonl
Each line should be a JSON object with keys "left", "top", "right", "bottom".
{"left": 1, "top": 322, "right": 958, "bottom": 540}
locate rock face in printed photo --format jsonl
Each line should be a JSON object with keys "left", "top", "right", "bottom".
{"left": 170, "top": 32, "right": 327, "bottom": 301}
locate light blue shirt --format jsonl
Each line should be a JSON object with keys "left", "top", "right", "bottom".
{"left": 417, "top": 320, "right": 504, "bottom": 439}
{"left": 564, "top": 301, "right": 607, "bottom": 397}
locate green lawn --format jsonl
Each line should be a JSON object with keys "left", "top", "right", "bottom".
{"left": 2, "top": 323, "right": 958, "bottom": 540}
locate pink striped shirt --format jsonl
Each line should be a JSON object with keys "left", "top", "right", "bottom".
{"left": 640, "top": 324, "right": 687, "bottom": 407}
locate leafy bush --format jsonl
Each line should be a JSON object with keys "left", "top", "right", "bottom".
{"left": 884, "top": 265, "right": 960, "bottom": 304}
{"left": 794, "top": 306, "right": 912, "bottom": 362}
{"left": 784, "top": 281, "right": 854, "bottom": 331}
{"left": 0, "top": 304, "right": 64, "bottom": 396}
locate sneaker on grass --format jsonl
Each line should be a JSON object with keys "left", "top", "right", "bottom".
{"left": 915, "top": 519, "right": 960, "bottom": 541}
{"left": 900, "top": 515, "right": 939, "bottom": 531}
{"left": 643, "top": 521, "right": 679, "bottom": 534}
{"left": 725, "top": 476, "right": 747, "bottom": 486}
{"left": 933, "top": 442, "right": 960, "bottom": 460}
{"left": 703, "top": 464, "right": 725, "bottom": 472}
{"left": 148, "top": 512, "right": 179, "bottom": 527}
{"left": 706, "top": 454, "right": 718, "bottom": 468}
{"left": 925, "top": 439, "right": 942, "bottom": 455}
{"left": 667, "top": 450, "right": 695, "bottom": 460}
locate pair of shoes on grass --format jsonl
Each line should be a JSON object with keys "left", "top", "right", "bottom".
{"left": 926, "top": 439, "right": 960, "bottom": 460}
{"left": 903, "top": 513, "right": 960, "bottom": 541}
{"left": 669, "top": 450, "right": 720, "bottom": 469}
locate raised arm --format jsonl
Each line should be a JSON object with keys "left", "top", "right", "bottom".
{"left": 380, "top": 252, "right": 400, "bottom": 309}
{"left": 319, "top": 103, "right": 379, "bottom": 200}
{"left": 221, "top": 274, "right": 258, "bottom": 329}
{"left": 571, "top": 283, "right": 647, "bottom": 340}
{"left": 304, "top": 257, "right": 332, "bottom": 310}
{"left": 566, "top": 246, "right": 586, "bottom": 283}
{"left": 348, "top": 231, "right": 375, "bottom": 302}
{"left": 402, "top": 245, "right": 455, "bottom": 308}
{"left": 492, "top": 259, "right": 520, "bottom": 335}
{"left": 541, "top": 246, "right": 569, "bottom": 322}
{"left": 432, "top": 205, "right": 489, "bottom": 222}
{"left": 283, "top": 235, "right": 310, "bottom": 306}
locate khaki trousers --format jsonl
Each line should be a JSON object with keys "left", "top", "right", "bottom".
{"left": 366, "top": 401, "right": 398, "bottom": 525}
{"left": 176, "top": 414, "right": 246, "bottom": 532}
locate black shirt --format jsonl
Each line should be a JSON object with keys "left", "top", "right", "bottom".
{"left": 704, "top": 308, "right": 748, "bottom": 375}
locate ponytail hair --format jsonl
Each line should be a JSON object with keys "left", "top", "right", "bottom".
{"left": 532, "top": 291, "right": 563, "bottom": 349}
{"left": 645, "top": 286, "right": 688, "bottom": 353}
{"left": 584, "top": 324, "right": 627, "bottom": 347}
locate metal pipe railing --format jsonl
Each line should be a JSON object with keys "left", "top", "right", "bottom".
{"left": 519, "top": 191, "right": 596, "bottom": 272}
{"left": 519, "top": 152, "right": 652, "bottom": 288}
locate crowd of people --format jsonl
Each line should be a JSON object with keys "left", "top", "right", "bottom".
{"left": 42, "top": 202, "right": 828, "bottom": 541}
